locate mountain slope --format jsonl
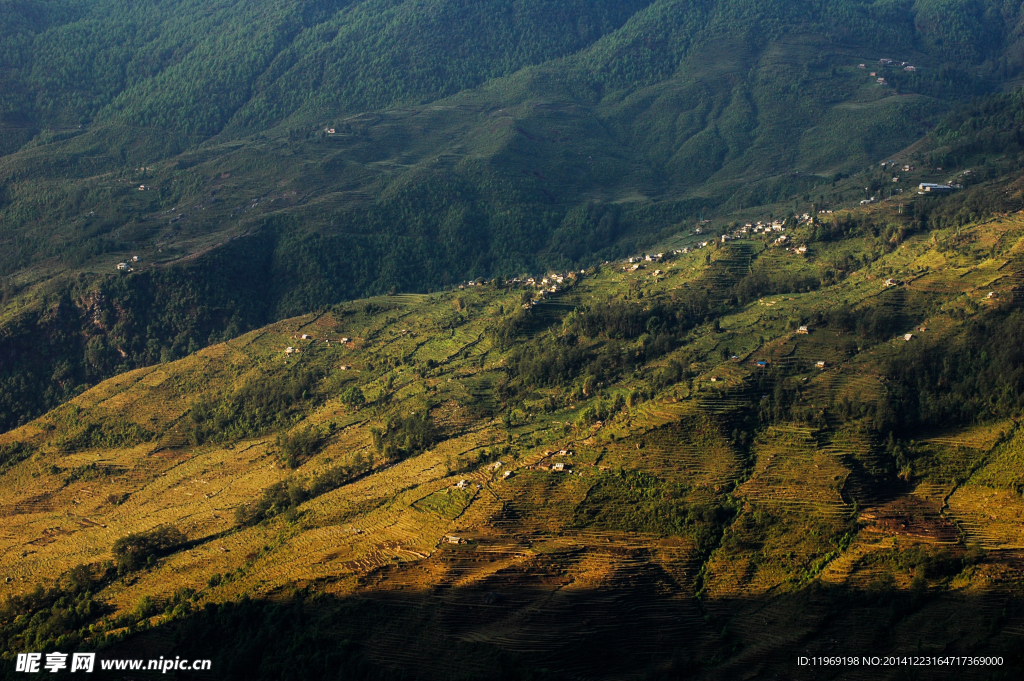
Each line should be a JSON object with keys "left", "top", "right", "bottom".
{"left": 2, "top": 0, "right": 1024, "bottom": 433}
{"left": 3, "top": 188, "right": 1024, "bottom": 677}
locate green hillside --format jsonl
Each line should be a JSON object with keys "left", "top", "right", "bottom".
{"left": 2, "top": 178, "right": 1024, "bottom": 677}
{"left": 4, "top": 0, "right": 1024, "bottom": 432}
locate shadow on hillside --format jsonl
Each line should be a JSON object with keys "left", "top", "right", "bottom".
{"left": 90, "top": 570, "right": 1024, "bottom": 681}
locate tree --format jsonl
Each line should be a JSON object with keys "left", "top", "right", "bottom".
{"left": 341, "top": 385, "right": 365, "bottom": 407}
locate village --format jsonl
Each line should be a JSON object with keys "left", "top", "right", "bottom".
{"left": 505, "top": 269, "right": 587, "bottom": 307}
{"left": 115, "top": 255, "right": 142, "bottom": 272}
{"left": 857, "top": 56, "right": 918, "bottom": 87}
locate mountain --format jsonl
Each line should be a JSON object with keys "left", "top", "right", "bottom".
{"left": 5, "top": 8, "right": 1024, "bottom": 672}
{"left": 2, "top": 168, "right": 1024, "bottom": 676}
{"left": 2, "top": 0, "right": 1024, "bottom": 432}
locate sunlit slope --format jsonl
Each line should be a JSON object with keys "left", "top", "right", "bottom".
{"left": 3, "top": 203, "right": 1024, "bottom": 676}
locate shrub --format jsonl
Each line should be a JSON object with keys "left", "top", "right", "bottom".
{"left": 371, "top": 411, "right": 440, "bottom": 462}
{"left": 341, "top": 385, "right": 365, "bottom": 407}
{"left": 234, "top": 479, "right": 307, "bottom": 527}
{"left": 277, "top": 428, "right": 321, "bottom": 468}
{"left": 112, "top": 525, "right": 186, "bottom": 574}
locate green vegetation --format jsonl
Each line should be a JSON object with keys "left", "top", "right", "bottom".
{"left": 575, "top": 469, "right": 734, "bottom": 551}
{"left": 112, "top": 525, "right": 186, "bottom": 575}
{"left": 884, "top": 308, "right": 1024, "bottom": 431}
{"left": 0, "top": 442, "right": 32, "bottom": 472}
{"left": 189, "top": 369, "right": 321, "bottom": 445}
{"left": 234, "top": 480, "right": 308, "bottom": 528}
{"left": 276, "top": 427, "right": 322, "bottom": 469}
{"left": 132, "top": 597, "right": 411, "bottom": 681}
{"left": 5, "top": 3, "right": 1024, "bottom": 677}
{"left": 1, "top": 191, "right": 1024, "bottom": 675}
{"left": 0, "top": 565, "right": 108, "bottom": 656}
{"left": 416, "top": 487, "right": 475, "bottom": 520}
{"left": 2, "top": 0, "right": 1024, "bottom": 436}
{"left": 339, "top": 385, "right": 365, "bottom": 408}
{"left": 371, "top": 411, "right": 440, "bottom": 462}
{"left": 236, "top": 459, "right": 375, "bottom": 526}
{"left": 49, "top": 405, "right": 153, "bottom": 453}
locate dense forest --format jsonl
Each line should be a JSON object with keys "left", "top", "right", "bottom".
{"left": 2, "top": 0, "right": 1024, "bottom": 434}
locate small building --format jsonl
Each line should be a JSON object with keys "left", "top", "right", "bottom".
{"left": 552, "top": 462, "right": 565, "bottom": 472}
{"left": 756, "top": 360, "right": 768, "bottom": 367}
{"left": 116, "top": 262, "right": 128, "bottom": 270}
{"left": 918, "top": 183, "right": 956, "bottom": 194}
{"left": 284, "top": 347, "right": 295, "bottom": 354}
{"left": 131, "top": 255, "right": 139, "bottom": 262}
{"left": 445, "top": 535, "right": 464, "bottom": 545}
{"left": 816, "top": 361, "right": 826, "bottom": 369}
{"left": 797, "top": 325, "right": 810, "bottom": 334}
{"left": 456, "top": 479, "right": 468, "bottom": 489}
{"left": 903, "top": 333, "right": 914, "bottom": 341}
{"left": 491, "top": 461, "right": 503, "bottom": 470}
{"left": 884, "top": 278, "right": 898, "bottom": 287}
{"left": 138, "top": 185, "right": 147, "bottom": 191}
{"left": 502, "top": 470, "right": 512, "bottom": 480}
{"left": 710, "top": 376, "right": 718, "bottom": 383}
{"left": 796, "top": 245, "right": 807, "bottom": 254}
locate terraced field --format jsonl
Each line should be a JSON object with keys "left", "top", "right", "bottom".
{"left": 3, "top": 209, "right": 1024, "bottom": 679}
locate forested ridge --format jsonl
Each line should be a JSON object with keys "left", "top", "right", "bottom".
{"left": 3, "top": 0, "right": 1024, "bottom": 433}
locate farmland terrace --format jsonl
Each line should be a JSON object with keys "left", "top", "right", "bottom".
{"left": 2, "top": 205, "right": 1024, "bottom": 679}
